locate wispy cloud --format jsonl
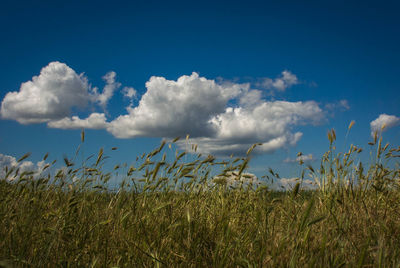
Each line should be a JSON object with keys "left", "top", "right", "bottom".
{"left": 325, "top": 99, "right": 350, "bottom": 115}
{"left": 93, "top": 71, "right": 121, "bottom": 109}
{"left": 284, "top": 154, "right": 314, "bottom": 164}
{"left": 257, "top": 70, "right": 299, "bottom": 92}
{"left": 122, "top": 86, "right": 137, "bottom": 99}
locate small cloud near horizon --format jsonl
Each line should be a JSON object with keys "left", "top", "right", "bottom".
{"left": 370, "top": 114, "right": 400, "bottom": 137}
{"left": 284, "top": 153, "right": 314, "bottom": 164}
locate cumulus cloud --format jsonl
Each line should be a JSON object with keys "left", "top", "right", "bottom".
{"left": 47, "top": 113, "right": 108, "bottom": 129}
{"left": 107, "top": 72, "right": 324, "bottom": 156}
{"left": 182, "top": 100, "right": 322, "bottom": 156}
{"left": 1, "top": 65, "right": 330, "bottom": 156}
{"left": 370, "top": 114, "right": 400, "bottom": 137}
{"left": 108, "top": 72, "right": 246, "bottom": 139}
{"left": 0, "top": 61, "right": 90, "bottom": 124}
{"left": 258, "top": 70, "right": 299, "bottom": 92}
{"left": 0, "top": 62, "right": 129, "bottom": 129}
{"left": 0, "top": 153, "right": 47, "bottom": 181}
{"left": 182, "top": 132, "right": 303, "bottom": 156}
{"left": 93, "top": 71, "right": 121, "bottom": 108}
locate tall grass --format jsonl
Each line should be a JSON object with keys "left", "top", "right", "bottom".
{"left": 0, "top": 129, "right": 400, "bottom": 267}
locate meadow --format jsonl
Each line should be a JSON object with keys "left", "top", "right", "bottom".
{"left": 1, "top": 129, "right": 400, "bottom": 267}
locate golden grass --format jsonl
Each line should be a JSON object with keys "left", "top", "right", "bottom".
{"left": 0, "top": 131, "right": 399, "bottom": 267}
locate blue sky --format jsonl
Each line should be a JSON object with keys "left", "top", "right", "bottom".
{"left": 1, "top": 0, "right": 399, "bottom": 187}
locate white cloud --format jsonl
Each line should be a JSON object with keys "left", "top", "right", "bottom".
{"left": 0, "top": 61, "right": 90, "bottom": 124}
{"left": 370, "top": 114, "right": 400, "bottom": 136}
{"left": 183, "top": 132, "right": 303, "bottom": 156}
{"left": 284, "top": 154, "right": 314, "bottom": 163}
{"left": 108, "top": 72, "right": 246, "bottom": 138}
{"left": 1, "top": 66, "right": 330, "bottom": 156}
{"left": 210, "top": 101, "right": 323, "bottom": 141}
{"left": 0, "top": 153, "right": 47, "bottom": 181}
{"left": 107, "top": 73, "right": 324, "bottom": 156}
{"left": 239, "top": 90, "right": 262, "bottom": 107}
{"left": 184, "top": 100, "right": 322, "bottom": 156}
{"left": 47, "top": 113, "right": 108, "bottom": 129}
{"left": 122, "top": 86, "right": 137, "bottom": 99}
{"left": 93, "top": 71, "right": 121, "bottom": 108}
{"left": 258, "top": 70, "right": 299, "bottom": 91}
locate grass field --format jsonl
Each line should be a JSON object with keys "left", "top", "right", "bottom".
{"left": 1, "top": 130, "right": 400, "bottom": 267}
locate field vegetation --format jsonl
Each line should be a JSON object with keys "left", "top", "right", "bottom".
{"left": 1, "top": 128, "right": 400, "bottom": 267}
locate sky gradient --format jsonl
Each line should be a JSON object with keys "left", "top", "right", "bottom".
{"left": 1, "top": 0, "right": 399, "bottom": 188}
